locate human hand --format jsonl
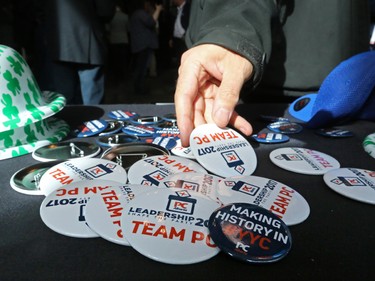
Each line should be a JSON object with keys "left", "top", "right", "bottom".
{"left": 155, "top": 4, "right": 163, "bottom": 12}
{"left": 174, "top": 44, "right": 254, "bottom": 146}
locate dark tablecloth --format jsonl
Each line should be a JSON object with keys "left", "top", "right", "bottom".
{"left": 1, "top": 103, "right": 374, "bottom": 281}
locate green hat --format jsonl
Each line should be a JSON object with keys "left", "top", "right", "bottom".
{"left": 0, "top": 117, "right": 70, "bottom": 160}
{"left": 0, "top": 45, "right": 70, "bottom": 160}
{"left": 0, "top": 45, "right": 66, "bottom": 132}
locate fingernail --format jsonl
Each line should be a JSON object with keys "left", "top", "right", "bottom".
{"left": 214, "top": 108, "right": 231, "bottom": 126}
{"left": 239, "top": 126, "right": 251, "bottom": 136}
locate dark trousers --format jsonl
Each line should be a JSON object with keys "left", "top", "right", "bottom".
{"left": 172, "top": 37, "right": 187, "bottom": 63}
{"left": 132, "top": 48, "right": 153, "bottom": 95}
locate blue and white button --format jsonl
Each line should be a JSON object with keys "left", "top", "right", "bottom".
{"left": 208, "top": 203, "right": 292, "bottom": 263}
{"left": 74, "top": 119, "right": 109, "bottom": 137}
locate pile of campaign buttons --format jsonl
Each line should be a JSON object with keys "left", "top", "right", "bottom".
{"left": 10, "top": 108, "right": 375, "bottom": 266}
{"left": 9, "top": 121, "right": 293, "bottom": 265}
{"left": 71, "top": 112, "right": 180, "bottom": 151}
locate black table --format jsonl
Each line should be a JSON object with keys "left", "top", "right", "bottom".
{"left": 1, "top": 103, "right": 374, "bottom": 281}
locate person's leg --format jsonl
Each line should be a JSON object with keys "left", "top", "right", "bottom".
{"left": 78, "top": 65, "right": 104, "bottom": 105}
{"left": 46, "top": 61, "right": 78, "bottom": 104}
{"left": 132, "top": 48, "right": 153, "bottom": 95}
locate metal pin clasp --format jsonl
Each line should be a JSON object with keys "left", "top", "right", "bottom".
{"left": 70, "top": 143, "right": 84, "bottom": 157}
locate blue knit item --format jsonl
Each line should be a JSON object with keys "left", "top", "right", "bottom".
{"left": 357, "top": 88, "right": 375, "bottom": 120}
{"left": 289, "top": 51, "right": 375, "bottom": 128}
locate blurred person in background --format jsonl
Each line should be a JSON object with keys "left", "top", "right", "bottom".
{"left": 107, "top": 3, "right": 130, "bottom": 87}
{"left": 37, "top": 0, "right": 116, "bottom": 105}
{"left": 169, "top": 0, "right": 190, "bottom": 66}
{"left": 129, "top": 0, "right": 163, "bottom": 95}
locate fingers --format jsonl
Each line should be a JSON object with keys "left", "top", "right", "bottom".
{"left": 212, "top": 53, "right": 253, "bottom": 129}
{"left": 174, "top": 56, "right": 201, "bottom": 147}
{"left": 229, "top": 111, "right": 253, "bottom": 136}
{"left": 175, "top": 45, "right": 254, "bottom": 147}
{"left": 211, "top": 72, "right": 241, "bottom": 128}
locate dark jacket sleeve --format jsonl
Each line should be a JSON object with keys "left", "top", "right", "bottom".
{"left": 185, "top": 0, "right": 277, "bottom": 87}
{"left": 93, "top": 0, "right": 116, "bottom": 23}
{"left": 181, "top": 0, "right": 191, "bottom": 30}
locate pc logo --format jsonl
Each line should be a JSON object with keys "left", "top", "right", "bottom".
{"left": 166, "top": 191, "right": 197, "bottom": 215}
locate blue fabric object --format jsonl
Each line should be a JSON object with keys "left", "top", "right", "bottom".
{"left": 289, "top": 51, "right": 375, "bottom": 128}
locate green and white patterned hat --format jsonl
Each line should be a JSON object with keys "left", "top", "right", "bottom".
{"left": 0, "top": 117, "right": 70, "bottom": 160}
{"left": 0, "top": 44, "right": 66, "bottom": 132}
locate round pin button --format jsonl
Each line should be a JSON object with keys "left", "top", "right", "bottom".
{"left": 130, "top": 116, "right": 163, "bottom": 126}
{"left": 171, "top": 139, "right": 196, "bottom": 159}
{"left": 32, "top": 141, "right": 101, "bottom": 162}
{"left": 269, "top": 147, "right": 340, "bottom": 175}
{"left": 315, "top": 128, "right": 354, "bottom": 138}
{"left": 40, "top": 180, "right": 121, "bottom": 238}
{"left": 162, "top": 113, "right": 177, "bottom": 122}
{"left": 101, "top": 143, "right": 169, "bottom": 170}
{"left": 141, "top": 137, "right": 177, "bottom": 150}
{"left": 160, "top": 172, "right": 223, "bottom": 203}
{"left": 217, "top": 175, "right": 310, "bottom": 226}
{"left": 108, "top": 110, "right": 138, "bottom": 121}
{"left": 96, "top": 134, "right": 139, "bottom": 148}
{"left": 127, "top": 155, "right": 207, "bottom": 186}
{"left": 98, "top": 120, "right": 124, "bottom": 136}
{"left": 363, "top": 133, "right": 375, "bottom": 160}
{"left": 260, "top": 115, "right": 290, "bottom": 123}
{"left": 323, "top": 168, "right": 375, "bottom": 205}
{"left": 73, "top": 119, "right": 109, "bottom": 137}
{"left": 85, "top": 184, "right": 152, "bottom": 245}
{"left": 251, "top": 132, "right": 289, "bottom": 144}
{"left": 189, "top": 124, "right": 257, "bottom": 177}
{"left": 39, "top": 158, "right": 128, "bottom": 196}
{"left": 208, "top": 203, "right": 292, "bottom": 263}
{"left": 121, "top": 188, "right": 221, "bottom": 264}
{"left": 155, "top": 121, "right": 178, "bottom": 129}
{"left": 153, "top": 127, "right": 180, "bottom": 140}
{"left": 267, "top": 121, "right": 303, "bottom": 134}
{"left": 10, "top": 161, "right": 62, "bottom": 195}
{"left": 122, "top": 124, "right": 155, "bottom": 137}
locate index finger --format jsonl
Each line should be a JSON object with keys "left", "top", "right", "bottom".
{"left": 174, "top": 63, "right": 200, "bottom": 147}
